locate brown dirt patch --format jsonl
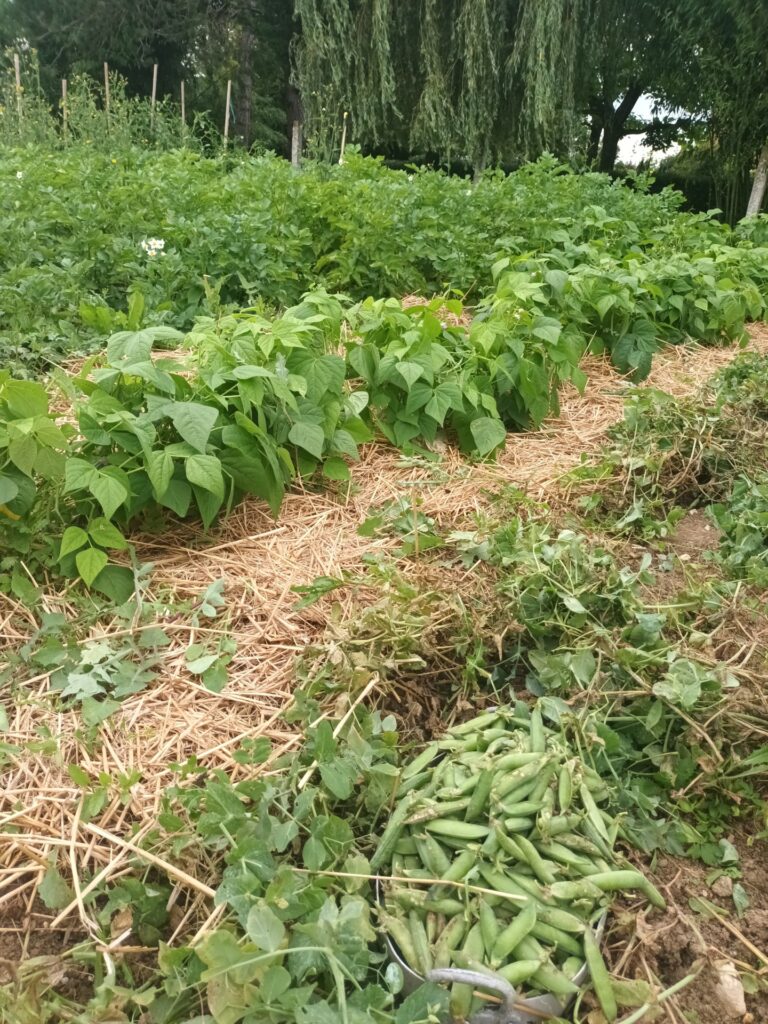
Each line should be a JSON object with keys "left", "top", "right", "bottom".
{"left": 669, "top": 510, "right": 723, "bottom": 563}
{"left": 606, "top": 833, "right": 768, "bottom": 1023}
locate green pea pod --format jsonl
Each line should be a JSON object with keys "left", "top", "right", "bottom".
{"left": 465, "top": 768, "right": 494, "bottom": 821}
{"left": 408, "top": 910, "right": 433, "bottom": 976}
{"left": 401, "top": 743, "right": 440, "bottom": 781}
{"left": 496, "top": 958, "right": 542, "bottom": 986}
{"left": 447, "top": 711, "right": 501, "bottom": 737}
{"left": 514, "top": 834, "right": 558, "bottom": 886}
{"left": 406, "top": 797, "right": 471, "bottom": 825}
{"left": 529, "top": 920, "right": 583, "bottom": 957}
{"left": 371, "top": 792, "right": 415, "bottom": 871}
{"left": 494, "top": 757, "right": 549, "bottom": 799}
{"left": 433, "top": 913, "right": 467, "bottom": 969}
{"left": 584, "top": 926, "right": 617, "bottom": 1021}
{"left": 449, "top": 980, "right": 473, "bottom": 1023}
{"left": 443, "top": 847, "right": 478, "bottom": 883}
{"left": 528, "top": 759, "right": 560, "bottom": 803}
{"left": 479, "top": 900, "right": 499, "bottom": 958}
{"left": 584, "top": 869, "right": 666, "bottom": 909}
{"left": 424, "top": 819, "right": 489, "bottom": 840}
{"left": 529, "top": 706, "right": 546, "bottom": 753}
{"left": 492, "top": 899, "right": 537, "bottom": 964}
{"left": 415, "top": 833, "right": 452, "bottom": 877}
{"left": 558, "top": 761, "right": 573, "bottom": 812}
{"left": 379, "top": 909, "right": 420, "bottom": 973}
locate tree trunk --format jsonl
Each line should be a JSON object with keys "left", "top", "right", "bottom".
{"left": 745, "top": 143, "right": 768, "bottom": 217}
{"left": 586, "top": 113, "right": 603, "bottom": 167}
{"left": 597, "top": 81, "right": 644, "bottom": 173}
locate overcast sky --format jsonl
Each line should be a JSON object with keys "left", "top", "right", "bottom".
{"left": 617, "top": 95, "right": 680, "bottom": 165}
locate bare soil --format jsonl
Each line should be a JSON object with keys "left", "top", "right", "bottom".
{"left": 604, "top": 832, "right": 768, "bottom": 1023}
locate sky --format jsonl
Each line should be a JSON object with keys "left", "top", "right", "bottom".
{"left": 617, "top": 94, "right": 680, "bottom": 165}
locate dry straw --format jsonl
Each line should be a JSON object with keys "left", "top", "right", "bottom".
{"left": 2, "top": 324, "right": 767, "bottom": 957}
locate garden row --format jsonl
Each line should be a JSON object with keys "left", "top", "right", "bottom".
{"left": 4, "top": 218, "right": 768, "bottom": 601}
{"left": 4, "top": 147, "right": 768, "bottom": 375}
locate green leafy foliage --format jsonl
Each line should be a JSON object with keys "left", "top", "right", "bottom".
{"left": 3, "top": 148, "right": 765, "bottom": 379}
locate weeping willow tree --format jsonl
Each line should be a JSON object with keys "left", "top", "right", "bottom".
{"left": 292, "top": 0, "right": 596, "bottom": 167}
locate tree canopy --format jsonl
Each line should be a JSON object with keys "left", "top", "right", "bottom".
{"left": 1, "top": 0, "right": 767, "bottom": 214}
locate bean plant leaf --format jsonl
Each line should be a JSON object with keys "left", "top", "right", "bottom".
{"left": 470, "top": 416, "right": 506, "bottom": 456}
{"left": 89, "top": 472, "right": 128, "bottom": 518}
{"left": 76, "top": 548, "right": 109, "bottom": 587}
{"left": 59, "top": 526, "right": 89, "bottom": 558}
{"left": 322, "top": 457, "right": 350, "bottom": 481}
{"left": 185, "top": 454, "right": 225, "bottom": 500}
{"left": 0, "top": 475, "right": 19, "bottom": 504}
{"left": 169, "top": 402, "right": 218, "bottom": 453}
{"left": 146, "top": 450, "right": 174, "bottom": 498}
{"left": 395, "top": 361, "right": 423, "bottom": 389}
{"left": 87, "top": 518, "right": 128, "bottom": 550}
{"left": 64, "top": 458, "right": 98, "bottom": 493}
{"left": 8, "top": 435, "right": 37, "bottom": 476}
{"left": 288, "top": 422, "right": 325, "bottom": 460}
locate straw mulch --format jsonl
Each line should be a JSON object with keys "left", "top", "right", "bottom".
{"left": 2, "top": 325, "right": 768, "bottom": 953}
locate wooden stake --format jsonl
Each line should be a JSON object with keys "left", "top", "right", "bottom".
{"left": 103, "top": 62, "right": 111, "bottom": 129}
{"left": 180, "top": 80, "right": 186, "bottom": 125}
{"left": 338, "top": 110, "right": 349, "bottom": 164}
{"left": 61, "top": 78, "right": 68, "bottom": 140}
{"left": 150, "top": 63, "right": 158, "bottom": 130}
{"left": 13, "top": 53, "right": 22, "bottom": 126}
{"left": 291, "top": 120, "right": 301, "bottom": 169}
{"left": 149, "top": 64, "right": 158, "bottom": 131}
{"left": 223, "top": 79, "right": 232, "bottom": 147}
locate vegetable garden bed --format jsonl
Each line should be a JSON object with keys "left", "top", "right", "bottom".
{"left": 2, "top": 326, "right": 768, "bottom": 1023}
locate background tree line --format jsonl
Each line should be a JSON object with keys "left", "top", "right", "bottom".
{"left": 1, "top": 0, "right": 767, "bottom": 217}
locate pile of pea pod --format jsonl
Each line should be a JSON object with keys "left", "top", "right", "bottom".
{"left": 371, "top": 705, "right": 666, "bottom": 1022}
